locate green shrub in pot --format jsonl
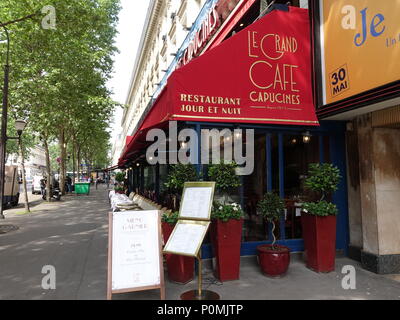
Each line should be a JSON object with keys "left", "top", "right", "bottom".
{"left": 300, "top": 163, "right": 342, "bottom": 273}
{"left": 301, "top": 163, "right": 341, "bottom": 216}
{"left": 161, "top": 211, "right": 179, "bottom": 225}
{"left": 256, "top": 192, "right": 291, "bottom": 277}
{"left": 207, "top": 161, "right": 241, "bottom": 204}
{"left": 211, "top": 202, "right": 244, "bottom": 222}
{"left": 115, "top": 172, "right": 125, "bottom": 184}
{"left": 164, "top": 163, "right": 198, "bottom": 195}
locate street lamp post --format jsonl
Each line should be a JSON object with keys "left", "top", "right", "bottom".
{"left": 0, "top": 22, "right": 11, "bottom": 219}
{"left": 0, "top": 14, "right": 37, "bottom": 219}
{"left": 15, "top": 120, "right": 29, "bottom": 213}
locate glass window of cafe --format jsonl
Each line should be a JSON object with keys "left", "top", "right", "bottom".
{"left": 243, "top": 132, "right": 330, "bottom": 242}
{"left": 203, "top": 127, "right": 331, "bottom": 243}
{"left": 130, "top": 122, "right": 336, "bottom": 245}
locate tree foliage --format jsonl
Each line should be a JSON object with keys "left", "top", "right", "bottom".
{"left": 304, "top": 163, "right": 341, "bottom": 200}
{"left": 0, "top": 0, "right": 121, "bottom": 197}
{"left": 257, "top": 192, "right": 285, "bottom": 223}
{"left": 207, "top": 162, "right": 241, "bottom": 193}
{"left": 302, "top": 163, "right": 341, "bottom": 217}
{"left": 164, "top": 164, "right": 198, "bottom": 194}
{"left": 257, "top": 192, "right": 285, "bottom": 248}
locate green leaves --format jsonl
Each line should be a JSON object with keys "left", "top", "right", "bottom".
{"left": 114, "top": 184, "right": 124, "bottom": 192}
{"left": 211, "top": 202, "right": 244, "bottom": 222}
{"left": 207, "top": 162, "right": 241, "bottom": 193}
{"left": 1, "top": 0, "right": 121, "bottom": 171}
{"left": 304, "top": 163, "right": 341, "bottom": 197}
{"left": 302, "top": 163, "right": 341, "bottom": 217}
{"left": 164, "top": 164, "right": 198, "bottom": 194}
{"left": 115, "top": 172, "right": 125, "bottom": 183}
{"left": 257, "top": 192, "right": 285, "bottom": 222}
{"left": 161, "top": 211, "right": 179, "bottom": 225}
{"left": 302, "top": 201, "right": 338, "bottom": 217}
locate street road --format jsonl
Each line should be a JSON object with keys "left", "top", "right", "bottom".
{"left": 0, "top": 184, "right": 110, "bottom": 299}
{"left": 1, "top": 185, "right": 400, "bottom": 300}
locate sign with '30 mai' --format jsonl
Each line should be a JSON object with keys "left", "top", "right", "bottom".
{"left": 319, "top": 0, "right": 400, "bottom": 105}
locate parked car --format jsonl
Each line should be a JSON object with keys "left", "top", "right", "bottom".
{"left": 32, "top": 176, "right": 44, "bottom": 195}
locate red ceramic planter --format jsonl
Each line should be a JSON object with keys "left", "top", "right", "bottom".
{"left": 257, "top": 244, "right": 290, "bottom": 277}
{"left": 301, "top": 214, "right": 337, "bottom": 273}
{"left": 162, "top": 222, "right": 194, "bottom": 284}
{"left": 210, "top": 218, "right": 243, "bottom": 282}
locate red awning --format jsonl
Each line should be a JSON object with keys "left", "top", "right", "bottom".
{"left": 118, "top": 88, "right": 170, "bottom": 166}
{"left": 119, "top": 7, "right": 319, "bottom": 165}
{"left": 207, "top": 0, "right": 258, "bottom": 51}
{"left": 125, "top": 135, "right": 133, "bottom": 147}
{"left": 103, "top": 165, "right": 119, "bottom": 171}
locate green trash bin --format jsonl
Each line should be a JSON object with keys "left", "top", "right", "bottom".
{"left": 75, "top": 182, "right": 90, "bottom": 195}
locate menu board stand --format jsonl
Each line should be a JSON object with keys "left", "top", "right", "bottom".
{"left": 180, "top": 248, "right": 220, "bottom": 301}
{"left": 163, "top": 182, "right": 219, "bottom": 300}
{"left": 107, "top": 211, "right": 165, "bottom": 300}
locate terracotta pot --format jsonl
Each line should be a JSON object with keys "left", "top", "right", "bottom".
{"left": 161, "top": 222, "right": 194, "bottom": 284}
{"left": 257, "top": 244, "right": 290, "bottom": 277}
{"left": 301, "top": 214, "right": 337, "bottom": 273}
{"left": 210, "top": 218, "right": 243, "bottom": 282}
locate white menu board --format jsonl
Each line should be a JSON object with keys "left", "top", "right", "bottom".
{"left": 163, "top": 221, "right": 210, "bottom": 257}
{"left": 111, "top": 211, "right": 161, "bottom": 291}
{"left": 180, "top": 185, "right": 214, "bottom": 220}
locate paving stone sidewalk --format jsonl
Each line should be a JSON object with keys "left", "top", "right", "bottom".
{"left": 0, "top": 184, "right": 399, "bottom": 300}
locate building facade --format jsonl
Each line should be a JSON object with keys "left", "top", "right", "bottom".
{"left": 312, "top": 0, "right": 400, "bottom": 274}
{"left": 7, "top": 146, "right": 47, "bottom": 181}
{"left": 113, "top": 0, "right": 210, "bottom": 160}
{"left": 112, "top": 0, "right": 355, "bottom": 262}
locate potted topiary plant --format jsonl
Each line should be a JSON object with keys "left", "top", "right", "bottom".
{"left": 208, "top": 162, "right": 243, "bottom": 282}
{"left": 161, "top": 211, "right": 194, "bottom": 284}
{"left": 301, "top": 163, "right": 341, "bottom": 273}
{"left": 115, "top": 172, "right": 125, "bottom": 184}
{"left": 257, "top": 192, "right": 290, "bottom": 277}
{"left": 208, "top": 162, "right": 241, "bottom": 204}
{"left": 114, "top": 184, "right": 125, "bottom": 194}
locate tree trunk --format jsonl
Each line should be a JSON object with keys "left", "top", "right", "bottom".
{"left": 271, "top": 220, "right": 276, "bottom": 249}
{"left": 87, "top": 159, "right": 92, "bottom": 182}
{"left": 59, "top": 130, "right": 66, "bottom": 195}
{"left": 72, "top": 138, "right": 76, "bottom": 186}
{"left": 77, "top": 146, "right": 81, "bottom": 183}
{"left": 43, "top": 138, "right": 52, "bottom": 202}
{"left": 18, "top": 138, "right": 30, "bottom": 213}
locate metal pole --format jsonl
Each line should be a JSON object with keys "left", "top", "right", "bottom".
{"left": 0, "top": 14, "right": 38, "bottom": 218}
{"left": 0, "top": 23, "right": 10, "bottom": 219}
{"left": 19, "top": 136, "right": 30, "bottom": 213}
{"left": 197, "top": 251, "right": 202, "bottom": 298}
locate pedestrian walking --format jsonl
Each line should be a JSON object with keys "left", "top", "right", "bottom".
{"left": 40, "top": 178, "right": 46, "bottom": 197}
{"left": 95, "top": 177, "right": 100, "bottom": 190}
{"left": 66, "top": 176, "right": 72, "bottom": 193}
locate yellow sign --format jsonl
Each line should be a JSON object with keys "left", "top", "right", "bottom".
{"left": 320, "top": 0, "right": 400, "bottom": 105}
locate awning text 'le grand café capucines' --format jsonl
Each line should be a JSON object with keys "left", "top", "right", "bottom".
{"left": 119, "top": 7, "right": 318, "bottom": 164}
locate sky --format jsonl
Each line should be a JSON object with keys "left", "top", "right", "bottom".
{"left": 107, "top": 0, "right": 151, "bottom": 146}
